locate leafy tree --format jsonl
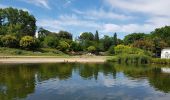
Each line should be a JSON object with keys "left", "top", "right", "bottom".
{"left": 124, "top": 33, "right": 147, "bottom": 44}
{"left": 87, "top": 46, "right": 96, "bottom": 53}
{"left": 94, "top": 30, "right": 99, "bottom": 42}
{"left": 108, "top": 45, "right": 115, "bottom": 55}
{"left": 151, "top": 26, "right": 170, "bottom": 46}
{"left": 113, "top": 33, "right": 118, "bottom": 46}
{"left": 20, "top": 36, "right": 39, "bottom": 50}
{"left": 1, "top": 35, "right": 18, "bottom": 48}
{"left": 0, "top": 7, "right": 36, "bottom": 37}
{"left": 0, "top": 35, "right": 3, "bottom": 46}
{"left": 70, "top": 41, "right": 83, "bottom": 52}
{"left": 38, "top": 27, "right": 52, "bottom": 41}
{"left": 43, "top": 36, "right": 58, "bottom": 48}
{"left": 101, "top": 35, "right": 113, "bottom": 51}
{"left": 57, "top": 31, "right": 72, "bottom": 40}
{"left": 79, "top": 32, "right": 94, "bottom": 41}
{"left": 58, "top": 41, "right": 70, "bottom": 52}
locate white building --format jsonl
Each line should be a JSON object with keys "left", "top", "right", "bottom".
{"left": 161, "top": 48, "right": 170, "bottom": 59}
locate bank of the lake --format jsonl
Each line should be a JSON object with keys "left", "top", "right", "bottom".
{"left": 0, "top": 56, "right": 109, "bottom": 63}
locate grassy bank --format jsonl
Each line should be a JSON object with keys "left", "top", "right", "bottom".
{"left": 0, "top": 47, "right": 67, "bottom": 56}
{"left": 107, "top": 54, "right": 170, "bottom": 65}
{"left": 107, "top": 54, "right": 151, "bottom": 64}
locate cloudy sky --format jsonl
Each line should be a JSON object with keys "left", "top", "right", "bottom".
{"left": 0, "top": 0, "right": 170, "bottom": 38}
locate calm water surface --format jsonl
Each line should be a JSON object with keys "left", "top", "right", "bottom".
{"left": 0, "top": 63, "right": 170, "bottom": 100}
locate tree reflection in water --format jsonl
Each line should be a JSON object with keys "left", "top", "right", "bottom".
{"left": 0, "top": 63, "right": 170, "bottom": 100}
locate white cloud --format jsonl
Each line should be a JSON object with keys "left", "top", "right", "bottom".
{"left": 105, "top": 0, "right": 170, "bottom": 16}
{"left": 0, "top": 4, "right": 30, "bottom": 12}
{"left": 73, "top": 9, "right": 133, "bottom": 20}
{"left": 37, "top": 14, "right": 101, "bottom": 33}
{"left": 21, "top": 0, "right": 50, "bottom": 9}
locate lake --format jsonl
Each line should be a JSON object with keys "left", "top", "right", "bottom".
{"left": 0, "top": 63, "right": 170, "bottom": 100}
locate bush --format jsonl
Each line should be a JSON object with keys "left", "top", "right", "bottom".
{"left": 1, "top": 35, "right": 18, "bottom": 48}
{"left": 43, "top": 36, "right": 58, "bottom": 48}
{"left": 70, "top": 42, "right": 83, "bottom": 52}
{"left": 0, "top": 35, "right": 3, "bottom": 46}
{"left": 20, "top": 36, "right": 39, "bottom": 50}
{"left": 151, "top": 58, "right": 170, "bottom": 65}
{"left": 107, "top": 54, "right": 151, "bottom": 64}
{"left": 108, "top": 45, "right": 115, "bottom": 55}
{"left": 87, "top": 46, "right": 96, "bottom": 53}
{"left": 57, "top": 41, "right": 70, "bottom": 52}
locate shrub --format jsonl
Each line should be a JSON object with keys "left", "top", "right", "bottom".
{"left": 43, "top": 36, "right": 58, "bottom": 48}
{"left": 1, "top": 35, "right": 18, "bottom": 48}
{"left": 108, "top": 45, "right": 115, "bottom": 55}
{"left": 87, "top": 46, "right": 96, "bottom": 53}
{"left": 57, "top": 41, "right": 70, "bottom": 52}
{"left": 107, "top": 54, "right": 151, "bottom": 64}
{"left": 20, "top": 36, "right": 39, "bottom": 50}
{"left": 0, "top": 35, "right": 3, "bottom": 46}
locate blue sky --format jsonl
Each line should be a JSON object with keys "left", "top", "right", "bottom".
{"left": 0, "top": 0, "right": 170, "bottom": 39}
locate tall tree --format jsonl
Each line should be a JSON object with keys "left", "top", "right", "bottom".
{"left": 0, "top": 7, "right": 36, "bottom": 37}
{"left": 94, "top": 30, "right": 99, "bottom": 42}
{"left": 113, "top": 33, "right": 117, "bottom": 46}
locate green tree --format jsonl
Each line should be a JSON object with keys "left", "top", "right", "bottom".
{"left": 70, "top": 41, "right": 83, "bottom": 52}
{"left": 57, "top": 31, "right": 72, "bottom": 40}
{"left": 0, "top": 7, "right": 36, "bottom": 37}
{"left": 151, "top": 26, "right": 170, "bottom": 46}
{"left": 101, "top": 35, "right": 113, "bottom": 51}
{"left": 58, "top": 41, "right": 70, "bottom": 52}
{"left": 1, "top": 35, "right": 18, "bottom": 48}
{"left": 87, "top": 46, "right": 96, "bottom": 53}
{"left": 79, "top": 32, "right": 94, "bottom": 41}
{"left": 94, "top": 30, "right": 99, "bottom": 42}
{"left": 124, "top": 33, "right": 147, "bottom": 45}
{"left": 113, "top": 33, "right": 117, "bottom": 46}
{"left": 20, "top": 36, "right": 39, "bottom": 50}
{"left": 108, "top": 46, "right": 115, "bottom": 55}
{"left": 43, "top": 36, "right": 58, "bottom": 48}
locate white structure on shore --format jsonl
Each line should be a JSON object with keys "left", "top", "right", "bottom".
{"left": 161, "top": 48, "right": 170, "bottom": 59}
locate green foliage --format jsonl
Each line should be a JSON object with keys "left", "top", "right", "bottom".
{"left": 58, "top": 41, "right": 70, "bottom": 52}
{"left": 151, "top": 26, "right": 170, "bottom": 46}
{"left": 124, "top": 33, "right": 147, "bottom": 45}
{"left": 20, "top": 36, "right": 39, "bottom": 50}
{"left": 94, "top": 30, "right": 99, "bottom": 42}
{"left": 57, "top": 31, "right": 72, "bottom": 40}
{"left": 0, "top": 35, "right": 3, "bottom": 46}
{"left": 79, "top": 32, "right": 94, "bottom": 41}
{"left": 87, "top": 46, "right": 96, "bottom": 53}
{"left": 113, "top": 33, "right": 117, "bottom": 46}
{"left": 114, "top": 45, "right": 149, "bottom": 55}
{"left": 108, "top": 45, "right": 115, "bottom": 55}
{"left": 1, "top": 35, "right": 18, "bottom": 48}
{"left": 101, "top": 35, "right": 113, "bottom": 51}
{"left": 0, "top": 7, "right": 36, "bottom": 37}
{"left": 151, "top": 58, "right": 170, "bottom": 65}
{"left": 43, "top": 36, "right": 58, "bottom": 48}
{"left": 108, "top": 54, "right": 151, "bottom": 64}
{"left": 70, "top": 41, "right": 83, "bottom": 52}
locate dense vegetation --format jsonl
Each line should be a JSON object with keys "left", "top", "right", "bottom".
{"left": 0, "top": 7, "right": 170, "bottom": 58}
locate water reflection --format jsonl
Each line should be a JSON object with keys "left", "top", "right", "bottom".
{"left": 0, "top": 63, "right": 170, "bottom": 100}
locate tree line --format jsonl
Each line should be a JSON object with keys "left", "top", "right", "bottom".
{"left": 0, "top": 7, "right": 170, "bottom": 57}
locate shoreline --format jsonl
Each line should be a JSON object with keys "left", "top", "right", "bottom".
{"left": 0, "top": 56, "right": 107, "bottom": 64}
